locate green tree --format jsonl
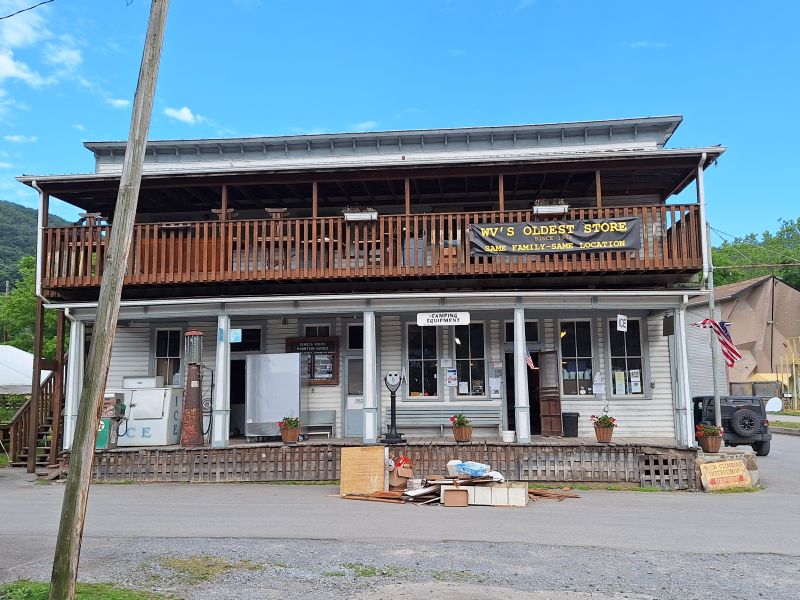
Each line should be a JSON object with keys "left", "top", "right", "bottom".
{"left": 0, "top": 256, "right": 61, "bottom": 359}
{"left": 713, "top": 217, "right": 800, "bottom": 289}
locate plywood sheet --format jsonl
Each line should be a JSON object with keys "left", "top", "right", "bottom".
{"left": 339, "top": 446, "right": 387, "bottom": 496}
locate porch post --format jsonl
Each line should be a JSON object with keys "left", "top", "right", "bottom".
{"left": 362, "top": 310, "right": 378, "bottom": 444}
{"left": 212, "top": 314, "right": 231, "bottom": 448}
{"left": 673, "top": 305, "right": 695, "bottom": 447}
{"left": 513, "top": 307, "right": 531, "bottom": 443}
{"left": 63, "top": 319, "right": 85, "bottom": 450}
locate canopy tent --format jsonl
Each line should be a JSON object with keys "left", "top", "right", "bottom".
{"left": 0, "top": 345, "right": 51, "bottom": 395}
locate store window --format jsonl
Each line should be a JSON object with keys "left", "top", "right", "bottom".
{"left": 230, "top": 327, "right": 262, "bottom": 352}
{"left": 454, "top": 323, "right": 486, "bottom": 396}
{"left": 347, "top": 324, "right": 364, "bottom": 350}
{"left": 154, "top": 329, "right": 181, "bottom": 385}
{"left": 608, "top": 318, "right": 644, "bottom": 395}
{"left": 407, "top": 324, "right": 438, "bottom": 397}
{"left": 305, "top": 324, "right": 330, "bottom": 337}
{"left": 559, "top": 321, "right": 593, "bottom": 396}
{"left": 504, "top": 321, "right": 539, "bottom": 344}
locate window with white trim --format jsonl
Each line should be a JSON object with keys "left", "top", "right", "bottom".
{"left": 559, "top": 320, "right": 593, "bottom": 396}
{"left": 454, "top": 323, "right": 486, "bottom": 396}
{"left": 304, "top": 324, "right": 330, "bottom": 337}
{"left": 406, "top": 324, "right": 438, "bottom": 397}
{"left": 154, "top": 329, "right": 181, "bottom": 385}
{"left": 504, "top": 321, "right": 539, "bottom": 344}
{"left": 608, "top": 318, "right": 644, "bottom": 395}
{"left": 347, "top": 324, "right": 364, "bottom": 350}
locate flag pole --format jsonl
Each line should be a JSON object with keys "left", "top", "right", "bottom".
{"left": 706, "top": 222, "right": 722, "bottom": 427}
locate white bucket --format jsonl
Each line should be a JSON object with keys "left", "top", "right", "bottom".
{"left": 501, "top": 430, "right": 515, "bottom": 443}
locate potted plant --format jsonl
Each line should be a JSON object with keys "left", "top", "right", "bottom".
{"left": 278, "top": 416, "right": 301, "bottom": 444}
{"left": 590, "top": 410, "right": 617, "bottom": 443}
{"left": 696, "top": 423, "right": 723, "bottom": 453}
{"left": 450, "top": 413, "right": 473, "bottom": 442}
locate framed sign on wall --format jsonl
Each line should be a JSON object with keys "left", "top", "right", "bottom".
{"left": 285, "top": 337, "right": 340, "bottom": 386}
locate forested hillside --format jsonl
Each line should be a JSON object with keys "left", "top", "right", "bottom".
{"left": 0, "top": 200, "right": 70, "bottom": 284}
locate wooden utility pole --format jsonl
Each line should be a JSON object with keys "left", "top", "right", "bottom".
{"left": 48, "top": 2, "right": 170, "bottom": 598}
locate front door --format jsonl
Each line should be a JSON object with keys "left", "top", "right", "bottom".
{"left": 344, "top": 357, "right": 364, "bottom": 437}
{"left": 504, "top": 352, "right": 541, "bottom": 435}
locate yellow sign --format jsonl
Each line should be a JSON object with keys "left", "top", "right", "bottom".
{"left": 699, "top": 460, "right": 752, "bottom": 491}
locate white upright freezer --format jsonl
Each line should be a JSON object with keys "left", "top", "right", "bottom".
{"left": 245, "top": 353, "right": 307, "bottom": 439}
{"left": 117, "top": 387, "right": 183, "bottom": 446}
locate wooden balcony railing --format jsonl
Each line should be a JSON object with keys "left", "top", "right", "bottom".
{"left": 41, "top": 204, "right": 701, "bottom": 290}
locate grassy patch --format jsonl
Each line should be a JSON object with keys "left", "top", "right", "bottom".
{"left": 0, "top": 580, "right": 166, "bottom": 600}
{"left": 710, "top": 485, "right": 763, "bottom": 494}
{"left": 528, "top": 483, "right": 591, "bottom": 491}
{"left": 431, "top": 570, "right": 487, "bottom": 584}
{"left": 341, "top": 563, "right": 407, "bottom": 578}
{"left": 774, "top": 409, "right": 800, "bottom": 417}
{"left": 0, "top": 453, "right": 9, "bottom": 468}
{"left": 157, "top": 555, "right": 262, "bottom": 582}
{"left": 245, "top": 479, "right": 340, "bottom": 486}
{"left": 321, "top": 571, "right": 347, "bottom": 577}
{"left": 771, "top": 420, "right": 800, "bottom": 430}
{"left": 604, "top": 485, "right": 665, "bottom": 492}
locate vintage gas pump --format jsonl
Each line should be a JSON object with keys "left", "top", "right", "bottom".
{"left": 181, "top": 329, "right": 205, "bottom": 447}
{"left": 96, "top": 393, "right": 125, "bottom": 450}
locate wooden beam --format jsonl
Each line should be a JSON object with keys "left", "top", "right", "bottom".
{"left": 312, "top": 181, "right": 318, "bottom": 218}
{"left": 498, "top": 173, "right": 505, "bottom": 212}
{"left": 595, "top": 170, "right": 602, "bottom": 208}
{"left": 404, "top": 178, "right": 411, "bottom": 215}
{"left": 49, "top": 310, "right": 66, "bottom": 466}
{"left": 220, "top": 184, "right": 228, "bottom": 221}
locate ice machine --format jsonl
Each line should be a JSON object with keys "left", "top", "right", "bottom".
{"left": 245, "top": 353, "right": 308, "bottom": 439}
{"left": 117, "top": 386, "right": 183, "bottom": 447}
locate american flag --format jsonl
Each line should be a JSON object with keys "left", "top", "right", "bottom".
{"left": 690, "top": 318, "right": 743, "bottom": 367}
{"left": 525, "top": 347, "right": 536, "bottom": 370}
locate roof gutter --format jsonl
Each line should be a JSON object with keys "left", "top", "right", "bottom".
{"left": 30, "top": 179, "right": 45, "bottom": 300}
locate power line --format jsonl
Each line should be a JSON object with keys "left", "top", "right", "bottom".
{"left": 711, "top": 225, "right": 800, "bottom": 265}
{"left": 714, "top": 263, "right": 800, "bottom": 270}
{"left": 0, "top": 0, "right": 54, "bottom": 20}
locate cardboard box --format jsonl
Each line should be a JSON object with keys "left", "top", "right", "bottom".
{"left": 440, "top": 485, "right": 475, "bottom": 504}
{"left": 388, "top": 466, "right": 413, "bottom": 490}
{"left": 442, "top": 487, "right": 469, "bottom": 507}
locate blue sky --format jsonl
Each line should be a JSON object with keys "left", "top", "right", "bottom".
{"left": 0, "top": 0, "right": 797, "bottom": 241}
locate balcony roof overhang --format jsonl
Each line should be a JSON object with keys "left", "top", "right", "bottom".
{"left": 18, "top": 146, "right": 724, "bottom": 215}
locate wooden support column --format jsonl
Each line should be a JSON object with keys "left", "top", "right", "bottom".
{"left": 362, "top": 310, "right": 378, "bottom": 444}
{"left": 404, "top": 178, "right": 411, "bottom": 215}
{"left": 49, "top": 310, "right": 66, "bottom": 465}
{"left": 311, "top": 181, "right": 318, "bottom": 217}
{"left": 27, "top": 298, "right": 45, "bottom": 473}
{"left": 513, "top": 307, "right": 531, "bottom": 443}
{"left": 220, "top": 185, "right": 228, "bottom": 220}
{"left": 498, "top": 173, "right": 505, "bottom": 212}
{"left": 311, "top": 181, "right": 318, "bottom": 272}
{"left": 212, "top": 314, "right": 231, "bottom": 448}
{"left": 595, "top": 170, "right": 602, "bottom": 208}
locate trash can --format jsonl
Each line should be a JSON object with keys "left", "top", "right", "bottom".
{"left": 562, "top": 412, "right": 579, "bottom": 438}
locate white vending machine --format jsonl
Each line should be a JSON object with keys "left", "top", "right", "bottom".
{"left": 245, "top": 353, "right": 307, "bottom": 439}
{"left": 117, "top": 377, "right": 183, "bottom": 446}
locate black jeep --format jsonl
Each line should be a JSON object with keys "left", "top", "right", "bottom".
{"left": 692, "top": 395, "right": 772, "bottom": 456}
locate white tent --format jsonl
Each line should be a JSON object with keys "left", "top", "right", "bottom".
{"left": 0, "top": 345, "right": 51, "bottom": 395}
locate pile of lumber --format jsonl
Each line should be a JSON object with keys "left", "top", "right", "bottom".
{"left": 528, "top": 488, "right": 581, "bottom": 501}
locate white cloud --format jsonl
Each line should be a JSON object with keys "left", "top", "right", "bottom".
{"left": 44, "top": 42, "right": 82, "bottom": 70}
{"left": 72, "top": 123, "right": 85, "bottom": 131}
{"left": 0, "top": 1, "right": 51, "bottom": 49}
{"left": 105, "top": 98, "right": 130, "bottom": 109}
{"left": 625, "top": 41, "right": 668, "bottom": 49}
{"left": 4, "top": 134, "right": 37, "bottom": 143}
{"left": 352, "top": 120, "right": 378, "bottom": 132}
{"left": 0, "top": 49, "right": 46, "bottom": 85}
{"left": 447, "top": 49, "right": 465, "bottom": 57}
{"left": 164, "top": 106, "right": 205, "bottom": 125}
{"left": 0, "top": 161, "right": 13, "bottom": 168}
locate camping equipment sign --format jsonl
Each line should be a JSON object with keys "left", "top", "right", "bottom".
{"left": 470, "top": 217, "right": 641, "bottom": 256}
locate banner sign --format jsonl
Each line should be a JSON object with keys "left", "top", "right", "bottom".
{"left": 470, "top": 217, "right": 641, "bottom": 256}
{"left": 417, "top": 312, "right": 470, "bottom": 326}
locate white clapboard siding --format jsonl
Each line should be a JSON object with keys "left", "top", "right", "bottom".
{"left": 559, "top": 315, "right": 676, "bottom": 438}
{"left": 685, "top": 305, "right": 728, "bottom": 397}
{"left": 106, "top": 326, "right": 151, "bottom": 389}
{"left": 379, "top": 316, "right": 402, "bottom": 429}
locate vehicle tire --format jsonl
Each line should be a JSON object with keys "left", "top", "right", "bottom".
{"left": 753, "top": 441, "right": 770, "bottom": 456}
{"left": 730, "top": 409, "right": 761, "bottom": 436}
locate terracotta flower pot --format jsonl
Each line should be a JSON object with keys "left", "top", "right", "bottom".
{"left": 698, "top": 435, "right": 722, "bottom": 453}
{"left": 452, "top": 425, "right": 473, "bottom": 443}
{"left": 594, "top": 425, "right": 614, "bottom": 443}
{"left": 280, "top": 426, "right": 300, "bottom": 444}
